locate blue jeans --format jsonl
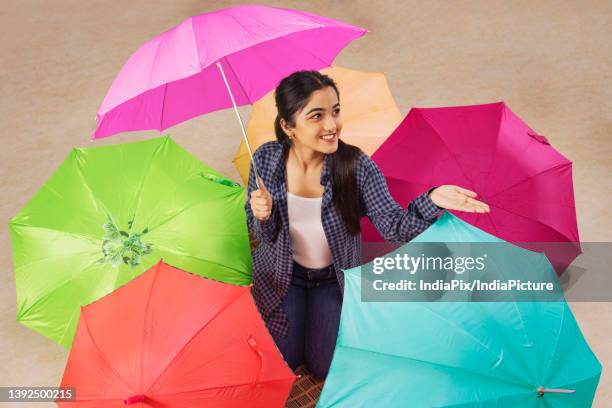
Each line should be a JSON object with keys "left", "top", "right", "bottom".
{"left": 270, "top": 260, "right": 342, "bottom": 380}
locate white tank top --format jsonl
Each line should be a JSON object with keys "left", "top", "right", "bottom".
{"left": 287, "top": 192, "right": 333, "bottom": 269}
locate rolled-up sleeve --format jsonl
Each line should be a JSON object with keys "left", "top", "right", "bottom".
{"left": 245, "top": 153, "right": 281, "bottom": 244}
{"left": 361, "top": 155, "right": 440, "bottom": 243}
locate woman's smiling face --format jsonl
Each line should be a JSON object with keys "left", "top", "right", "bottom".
{"left": 282, "top": 86, "right": 342, "bottom": 154}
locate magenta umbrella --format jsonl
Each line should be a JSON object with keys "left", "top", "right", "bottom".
{"left": 94, "top": 4, "right": 366, "bottom": 182}
{"left": 361, "top": 101, "right": 580, "bottom": 274}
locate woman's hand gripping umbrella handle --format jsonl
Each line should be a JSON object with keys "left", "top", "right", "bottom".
{"left": 250, "top": 177, "right": 273, "bottom": 222}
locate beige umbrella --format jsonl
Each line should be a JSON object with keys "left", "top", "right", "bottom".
{"left": 232, "top": 66, "right": 403, "bottom": 185}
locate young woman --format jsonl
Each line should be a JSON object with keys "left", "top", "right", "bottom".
{"left": 245, "top": 71, "right": 490, "bottom": 379}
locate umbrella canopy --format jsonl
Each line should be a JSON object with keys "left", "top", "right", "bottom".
{"left": 232, "top": 65, "right": 403, "bottom": 185}
{"left": 361, "top": 101, "right": 580, "bottom": 274}
{"left": 319, "top": 211, "right": 601, "bottom": 407}
{"left": 93, "top": 4, "right": 367, "bottom": 139}
{"left": 9, "top": 135, "right": 252, "bottom": 348}
{"left": 57, "top": 261, "right": 296, "bottom": 407}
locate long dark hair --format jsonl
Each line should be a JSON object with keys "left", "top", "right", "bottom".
{"left": 274, "top": 71, "right": 361, "bottom": 235}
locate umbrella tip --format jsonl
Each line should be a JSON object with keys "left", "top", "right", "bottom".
{"left": 528, "top": 132, "right": 550, "bottom": 145}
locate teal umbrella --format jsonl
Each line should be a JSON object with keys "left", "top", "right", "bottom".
{"left": 318, "top": 211, "right": 601, "bottom": 407}
{"left": 9, "top": 135, "right": 252, "bottom": 348}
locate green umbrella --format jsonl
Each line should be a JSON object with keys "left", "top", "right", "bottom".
{"left": 318, "top": 211, "right": 601, "bottom": 407}
{"left": 9, "top": 135, "right": 252, "bottom": 348}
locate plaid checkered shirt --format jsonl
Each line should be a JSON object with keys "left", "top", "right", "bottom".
{"left": 245, "top": 141, "right": 441, "bottom": 337}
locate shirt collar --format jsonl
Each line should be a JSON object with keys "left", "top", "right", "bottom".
{"left": 320, "top": 153, "right": 330, "bottom": 186}
{"left": 270, "top": 143, "right": 287, "bottom": 184}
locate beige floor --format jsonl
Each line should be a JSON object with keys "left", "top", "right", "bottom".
{"left": 1, "top": 0, "right": 611, "bottom": 406}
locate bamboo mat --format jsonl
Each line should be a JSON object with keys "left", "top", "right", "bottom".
{"left": 286, "top": 365, "right": 324, "bottom": 408}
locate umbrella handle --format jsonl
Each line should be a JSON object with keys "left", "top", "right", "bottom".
{"left": 247, "top": 336, "right": 264, "bottom": 387}
{"left": 216, "top": 60, "right": 262, "bottom": 189}
{"left": 123, "top": 394, "right": 147, "bottom": 405}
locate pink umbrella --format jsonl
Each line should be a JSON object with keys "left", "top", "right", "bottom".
{"left": 94, "top": 4, "right": 367, "bottom": 183}
{"left": 361, "top": 101, "right": 580, "bottom": 274}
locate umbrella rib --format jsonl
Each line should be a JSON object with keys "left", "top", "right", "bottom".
{"left": 62, "top": 356, "right": 134, "bottom": 401}
{"left": 146, "top": 31, "right": 165, "bottom": 91}
{"left": 283, "top": 32, "right": 333, "bottom": 67}
{"left": 225, "top": 9, "right": 252, "bottom": 38}
{"left": 471, "top": 253, "right": 547, "bottom": 383}
{"left": 219, "top": 55, "right": 253, "bottom": 104}
{"left": 73, "top": 151, "right": 113, "bottom": 217}
{"left": 81, "top": 308, "right": 138, "bottom": 394}
{"left": 10, "top": 224, "right": 101, "bottom": 245}
{"left": 481, "top": 103, "right": 506, "bottom": 198}
{"left": 378, "top": 174, "right": 430, "bottom": 189}
{"left": 539, "top": 302, "right": 567, "bottom": 385}
{"left": 545, "top": 371, "right": 602, "bottom": 391}
{"left": 135, "top": 172, "right": 203, "bottom": 232}
{"left": 382, "top": 300, "right": 533, "bottom": 386}
{"left": 146, "top": 199, "right": 212, "bottom": 232}
{"left": 196, "top": 25, "right": 327, "bottom": 73}
{"left": 416, "top": 303, "right": 531, "bottom": 385}
{"left": 483, "top": 210, "right": 503, "bottom": 238}
{"left": 130, "top": 139, "right": 167, "bottom": 225}
{"left": 151, "top": 376, "right": 296, "bottom": 398}
{"left": 140, "top": 261, "right": 163, "bottom": 392}
{"left": 67, "top": 377, "right": 295, "bottom": 403}
{"left": 58, "top": 306, "right": 82, "bottom": 349}
{"left": 485, "top": 162, "right": 572, "bottom": 202}
{"left": 223, "top": 12, "right": 331, "bottom": 91}
{"left": 414, "top": 110, "right": 477, "bottom": 193}
{"left": 221, "top": 14, "right": 257, "bottom": 105}
{"left": 16, "top": 256, "right": 102, "bottom": 322}
{"left": 337, "top": 344, "right": 530, "bottom": 389}
{"left": 487, "top": 200, "right": 577, "bottom": 243}
{"left": 159, "top": 83, "right": 168, "bottom": 131}
{"left": 223, "top": 11, "right": 305, "bottom": 107}
{"left": 156, "top": 249, "right": 251, "bottom": 281}
{"left": 437, "top": 388, "right": 541, "bottom": 408}
{"left": 146, "top": 187, "right": 240, "bottom": 233}
{"left": 145, "top": 288, "right": 250, "bottom": 393}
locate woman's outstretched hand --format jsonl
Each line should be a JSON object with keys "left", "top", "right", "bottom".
{"left": 429, "top": 185, "right": 490, "bottom": 213}
{"left": 250, "top": 177, "right": 274, "bottom": 221}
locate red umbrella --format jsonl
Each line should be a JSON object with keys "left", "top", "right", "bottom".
{"left": 57, "top": 260, "right": 295, "bottom": 407}
{"left": 361, "top": 101, "right": 580, "bottom": 274}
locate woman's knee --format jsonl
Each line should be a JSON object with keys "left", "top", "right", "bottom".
{"left": 305, "top": 354, "right": 333, "bottom": 380}
{"left": 270, "top": 330, "right": 301, "bottom": 370}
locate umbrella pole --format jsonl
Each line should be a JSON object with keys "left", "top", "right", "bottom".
{"left": 216, "top": 61, "right": 261, "bottom": 189}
